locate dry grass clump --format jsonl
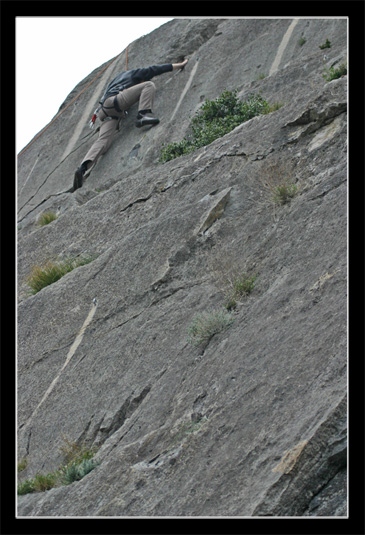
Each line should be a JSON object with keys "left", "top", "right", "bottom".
{"left": 37, "top": 211, "right": 58, "bottom": 227}
{"left": 187, "top": 309, "right": 234, "bottom": 347}
{"left": 26, "top": 255, "right": 94, "bottom": 295}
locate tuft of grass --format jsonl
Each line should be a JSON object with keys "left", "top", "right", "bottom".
{"left": 258, "top": 159, "right": 298, "bottom": 207}
{"left": 263, "top": 177, "right": 297, "bottom": 205}
{"left": 32, "top": 472, "right": 59, "bottom": 492}
{"left": 17, "top": 472, "right": 60, "bottom": 495}
{"left": 298, "top": 35, "right": 306, "bottom": 46}
{"left": 224, "top": 272, "right": 257, "bottom": 310}
{"left": 37, "top": 211, "right": 58, "bottom": 227}
{"left": 26, "top": 255, "right": 95, "bottom": 295}
{"left": 17, "top": 458, "right": 28, "bottom": 472}
{"left": 272, "top": 182, "right": 298, "bottom": 205}
{"left": 60, "top": 462, "right": 79, "bottom": 486}
{"left": 160, "top": 90, "right": 271, "bottom": 163}
{"left": 58, "top": 436, "right": 100, "bottom": 486}
{"left": 211, "top": 255, "right": 257, "bottom": 310}
{"left": 60, "top": 458, "right": 100, "bottom": 486}
{"left": 187, "top": 308, "right": 234, "bottom": 347}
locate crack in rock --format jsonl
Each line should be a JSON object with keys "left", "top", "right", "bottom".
{"left": 97, "top": 386, "right": 152, "bottom": 444}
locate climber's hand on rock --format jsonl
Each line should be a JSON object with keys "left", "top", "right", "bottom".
{"left": 172, "top": 59, "right": 188, "bottom": 70}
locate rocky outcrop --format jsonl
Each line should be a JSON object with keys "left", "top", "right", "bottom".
{"left": 17, "top": 18, "right": 347, "bottom": 516}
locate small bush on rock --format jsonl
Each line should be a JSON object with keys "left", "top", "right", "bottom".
{"left": 17, "top": 437, "right": 100, "bottom": 495}
{"left": 17, "top": 478, "right": 36, "bottom": 495}
{"left": 60, "top": 458, "right": 100, "bottom": 485}
{"left": 160, "top": 90, "right": 271, "bottom": 162}
{"left": 323, "top": 63, "right": 347, "bottom": 82}
{"left": 319, "top": 38, "right": 331, "bottom": 49}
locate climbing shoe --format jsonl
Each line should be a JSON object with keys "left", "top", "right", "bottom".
{"left": 73, "top": 165, "right": 85, "bottom": 191}
{"left": 135, "top": 112, "right": 160, "bottom": 128}
{"left": 73, "top": 161, "right": 91, "bottom": 191}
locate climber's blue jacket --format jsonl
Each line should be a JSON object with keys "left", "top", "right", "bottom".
{"left": 99, "top": 64, "right": 173, "bottom": 104}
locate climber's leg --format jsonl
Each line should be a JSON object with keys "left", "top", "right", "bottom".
{"left": 116, "top": 81, "right": 159, "bottom": 127}
{"left": 73, "top": 118, "right": 118, "bottom": 191}
{"left": 115, "top": 81, "right": 156, "bottom": 112}
{"left": 82, "top": 118, "right": 119, "bottom": 166}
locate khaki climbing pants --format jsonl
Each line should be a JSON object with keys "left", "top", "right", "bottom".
{"left": 82, "top": 81, "right": 156, "bottom": 169}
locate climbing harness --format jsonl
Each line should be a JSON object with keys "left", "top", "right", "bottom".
{"left": 89, "top": 97, "right": 128, "bottom": 129}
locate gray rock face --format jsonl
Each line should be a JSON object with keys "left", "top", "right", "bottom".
{"left": 17, "top": 18, "right": 347, "bottom": 517}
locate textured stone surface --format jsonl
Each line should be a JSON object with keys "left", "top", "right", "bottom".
{"left": 17, "top": 18, "right": 347, "bottom": 517}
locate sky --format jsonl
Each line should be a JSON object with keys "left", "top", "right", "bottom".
{"left": 16, "top": 17, "right": 174, "bottom": 153}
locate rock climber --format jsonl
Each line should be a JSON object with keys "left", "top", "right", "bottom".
{"left": 73, "top": 58, "right": 189, "bottom": 191}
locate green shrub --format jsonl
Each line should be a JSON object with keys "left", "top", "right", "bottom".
{"left": 187, "top": 308, "right": 234, "bottom": 347}
{"left": 160, "top": 90, "right": 270, "bottom": 162}
{"left": 319, "top": 38, "right": 331, "bottom": 49}
{"left": 323, "top": 63, "right": 347, "bottom": 82}
{"left": 17, "top": 478, "right": 36, "bottom": 495}
{"left": 26, "top": 255, "right": 95, "bottom": 295}
{"left": 37, "top": 211, "right": 58, "bottom": 227}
